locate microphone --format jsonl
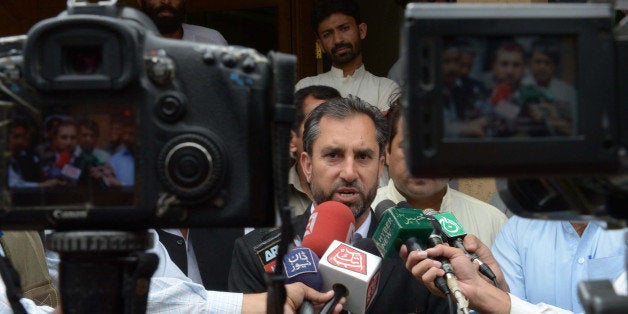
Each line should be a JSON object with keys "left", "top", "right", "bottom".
{"left": 374, "top": 199, "right": 395, "bottom": 222}
{"left": 372, "top": 205, "right": 434, "bottom": 258}
{"left": 374, "top": 204, "right": 452, "bottom": 297}
{"left": 490, "top": 83, "right": 512, "bottom": 105}
{"left": 318, "top": 240, "right": 382, "bottom": 314}
{"left": 252, "top": 228, "right": 283, "bottom": 273}
{"left": 371, "top": 204, "right": 469, "bottom": 313}
{"left": 55, "top": 151, "right": 72, "bottom": 168}
{"left": 301, "top": 201, "right": 356, "bottom": 257}
{"left": 283, "top": 247, "right": 322, "bottom": 290}
{"left": 282, "top": 247, "right": 322, "bottom": 314}
{"left": 422, "top": 209, "right": 498, "bottom": 286}
{"left": 56, "top": 151, "right": 82, "bottom": 180}
{"left": 353, "top": 238, "right": 380, "bottom": 257}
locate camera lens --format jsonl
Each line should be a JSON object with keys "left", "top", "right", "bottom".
{"left": 64, "top": 46, "right": 102, "bottom": 74}
{"left": 157, "top": 134, "right": 225, "bottom": 200}
{"left": 166, "top": 143, "right": 212, "bottom": 189}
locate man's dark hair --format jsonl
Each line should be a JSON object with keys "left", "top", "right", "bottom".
{"left": 77, "top": 118, "right": 100, "bottom": 138}
{"left": 292, "top": 85, "right": 341, "bottom": 133}
{"left": 303, "top": 97, "right": 388, "bottom": 157}
{"left": 311, "top": 0, "right": 362, "bottom": 35}
{"left": 386, "top": 99, "right": 402, "bottom": 153}
{"left": 490, "top": 40, "right": 525, "bottom": 65}
{"left": 529, "top": 39, "right": 560, "bottom": 66}
{"left": 9, "top": 117, "right": 32, "bottom": 135}
{"left": 51, "top": 120, "right": 77, "bottom": 139}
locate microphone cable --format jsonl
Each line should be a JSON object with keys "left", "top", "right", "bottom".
{"left": 425, "top": 217, "right": 470, "bottom": 314}
{"left": 405, "top": 237, "right": 456, "bottom": 314}
{"left": 422, "top": 208, "right": 499, "bottom": 287}
{"left": 450, "top": 238, "right": 499, "bottom": 287}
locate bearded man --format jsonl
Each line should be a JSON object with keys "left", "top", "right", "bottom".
{"left": 138, "top": 0, "right": 227, "bottom": 44}
{"left": 295, "top": 0, "right": 399, "bottom": 112}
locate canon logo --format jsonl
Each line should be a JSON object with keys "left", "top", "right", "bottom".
{"left": 52, "top": 210, "right": 88, "bottom": 220}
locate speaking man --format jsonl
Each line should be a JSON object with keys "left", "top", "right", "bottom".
{"left": 228, "top": 97, "right": 448, "bottom": 313}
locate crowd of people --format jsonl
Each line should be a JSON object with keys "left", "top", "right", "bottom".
{"left": 0, "top": 0, "right": 624, "bottom": 313}
{"left": 442, "top": 38, "right": 577, "bottom": 138}
{"left": 7, "top": 112, "right": 136, "bottom": 196}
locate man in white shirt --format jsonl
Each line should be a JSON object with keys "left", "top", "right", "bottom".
{"left": 295, "top": 0, "right": 399, "bottom": 112}
{"left": 288, "top": 85, "right": 341, "bottom": 216}
{"left": 372, "top": 101, "right": 507, "bottom": 248}
{"left": 400, "top": 234, "right": 627, "bottom": 314}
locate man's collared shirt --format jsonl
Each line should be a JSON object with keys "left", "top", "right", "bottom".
{"left": 295, "top": 64, "right": 399, "bottom": 111}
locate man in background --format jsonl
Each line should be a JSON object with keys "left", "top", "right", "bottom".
{"left": 107, "top": 117, "right": 135, "bottom": 187}
{"left": 492, "top": 215, "right": 626, "bottom": 313}
{"left": 296, "top": 0, "right": 398, "bottom": 112}
{"left": 372, "top": 101, "right": 507, "bottom": 248}
{"left": 520, "top": 38, "right": 576, "bottom": 136}
{"left": 288, "top": 85, "right": 341, "bottom": 216}
{"left": 8, "top": 118, "right": 63, "bottom": 188}
{"left": 138, "top": 0, "right": 227, "bottom": 45}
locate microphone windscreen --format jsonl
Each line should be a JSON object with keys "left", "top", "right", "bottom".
{"left": 374, "top": 199, "right": 395, "bottom": 222}
{"left": 302, "top": 201, "right": 356, "bottom": 257}
{"left": 56, "top": 151, "right": 72, "bottom": 168}
{"left": 490, "top": 83, "right": 513, "bottom": 104}
{"left": 422, "top": 208, "right": 438, "bottom": 215}
{"left": 353, "top": 238, "right": 381, "bottom": 258}
{"left": 283, "top": 247, "right": 323, "bottom": 291}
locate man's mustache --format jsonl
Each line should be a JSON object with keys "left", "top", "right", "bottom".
{"left": 154, "top": 5, "right": 179, "bottom": 15}
{"left": 331, "top": 43, "right": 353, "bottom": 55}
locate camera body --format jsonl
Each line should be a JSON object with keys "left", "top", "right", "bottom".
{"left": 0, "top": 2, "right": 291, "bottom": 229}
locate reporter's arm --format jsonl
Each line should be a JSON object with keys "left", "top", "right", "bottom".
{"left": 401, "top": 244, "right": 511, "bottom": 314}
{"left": 509, "top": 294, "right": 573, "bottom": 314}
{"left": 149, "top": 276, "right": 244, "bottom": 313}
{"left": 149, "top": 230, "right": 341, "bottom": 313}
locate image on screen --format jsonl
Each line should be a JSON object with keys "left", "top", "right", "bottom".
{"left": 5, "top": 103, "right": 136, "bottom": 208}
{"left": 441, "top": 35, "right": 578, "bottom": 139}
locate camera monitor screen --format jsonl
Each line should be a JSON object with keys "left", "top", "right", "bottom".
{"left": 402, "top": 3, "right": 620, "bottom": 177}
{"left": 5, "top": 104, "right": 136, "bottom": 209}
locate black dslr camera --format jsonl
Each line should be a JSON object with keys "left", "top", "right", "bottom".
{"left": 0, "top": 0, "right": 295, "bottom": 230}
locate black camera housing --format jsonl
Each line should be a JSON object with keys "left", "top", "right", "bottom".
{"left": 0, "top": 3, "right": 293, "bottom": 229}
{"left": 401, "top": 3, "right": 625, "bottom": 178}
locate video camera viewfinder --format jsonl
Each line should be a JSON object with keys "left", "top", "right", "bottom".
{"left": 401, "top": 3, "right": 624, "bottom": 178}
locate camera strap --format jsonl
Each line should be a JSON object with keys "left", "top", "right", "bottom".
{"left": 0, "top": 254, "right": 27, "bottom": 314}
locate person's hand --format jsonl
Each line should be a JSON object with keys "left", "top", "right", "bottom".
{"left": 399, "top": 244, "right": 458, "bottom": 298}
{"left": 527, "top": 103, "right": 545, "bottom": 121}
{"left": 284, "top": 282, "right": 344, "bottom": 314}
{"left": 400, "top": 244, "right": 511, "bottom": 314}
{"left": 462, "top": 234, "right": 509, "bottom": 291}
{"left": 242, "top": 283, "right": 344, "bottom": 314}
{"left": 38, "top": 178, "right": 65, "bottom": 188}
{"left": 493, "top": 100, "right": 521, "bottom": 120}
{"left": 456, "top": 117, "right": 487, "bottom": 137}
